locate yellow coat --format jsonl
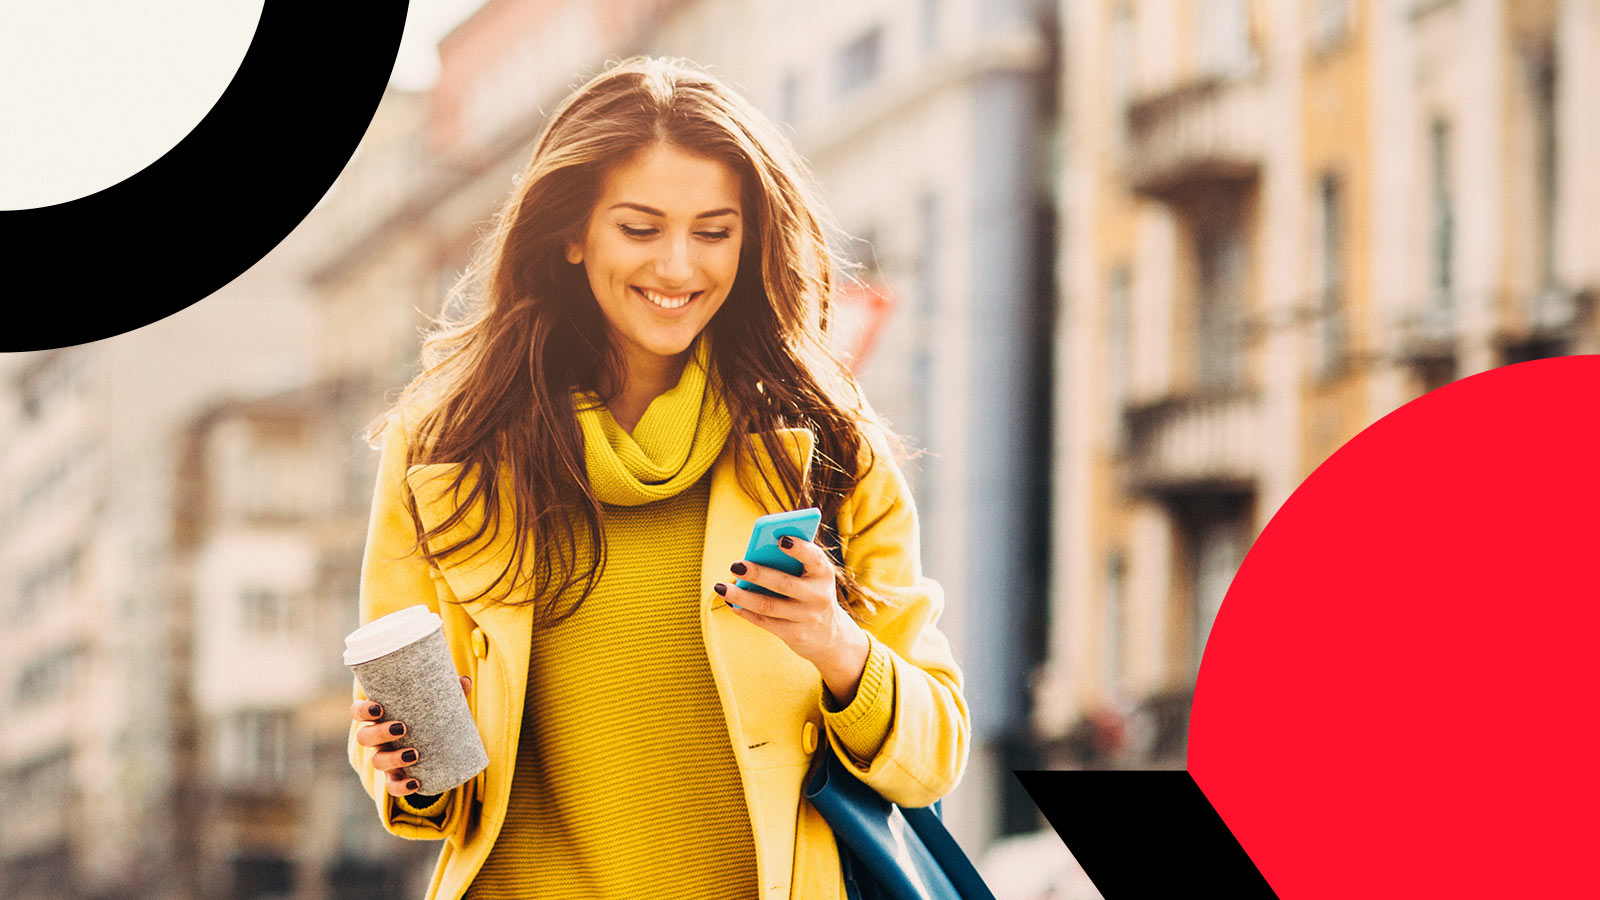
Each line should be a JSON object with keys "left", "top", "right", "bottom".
{"left": 348, "top": 416, "right": 971, "bottom": 900}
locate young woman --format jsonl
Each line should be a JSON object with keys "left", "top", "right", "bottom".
{"left": 347, "top": 57, "right": 970, "bottom": 900}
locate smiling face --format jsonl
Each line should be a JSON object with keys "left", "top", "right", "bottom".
{"left": 566, "top": 142, "right": 745, "bottom": 383}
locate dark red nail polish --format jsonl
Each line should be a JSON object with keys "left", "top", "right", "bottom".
{"left": 389, "top": 723, "right": 405, "bottom": 736}
{"left": 401, "top": 749, "right": 418, "bottom": 764}
{"left": 714, "top": 583, "right": 727, "bottom": 596}
{"left": 407, "top": 780, "right": 420, "bottom": 791}
{"left": 730, "top": 561, "right": 747, "bottom": 576}
{"left": 368, "top": 703, "right": 382, "bottom": 717}
{"left": 779, "top": 535, "right": 793, "bottom": 549}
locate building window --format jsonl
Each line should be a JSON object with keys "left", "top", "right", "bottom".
{"left": 1313, "top": 0, "right": 1353, "bottom": 51}
{"left": 779, "top": 71, "right": 801, "bottom": 126}
{"left": 1194, "top": 519, "right": 1245, "bottom": 666}
{"left": 1533, "top": 55, "right": 1557, "bottom": 288}
{"left": 1102, "top": 553, "right": 1127, "bottom": 693}
{"left": 1198, "top": 0, "right": 1253, "bottom": 77}
{"left": 15, "top": 645, "right": 84, "bottom": 706}
{"left": 20, "top": 445, "right": 84, "bottom": 512}
{"left": 229, "top": 710, "right": 292, "bottom": 786}
{"left": 11, "top": 748, "right": 72, "bottom": 809}
{"left": 1315, "top": 173, "right": 1346, "bottom": 377}
{"left": 15, "top": 547, "right": 81, "bottom": 621}
{"left": 241, "top": 586, "right": 293, "bottom": 637}
{"left": 1415, "top": 358, "right": 1457, "bottom": 395}
{"left": 1430, "top": 117, "right": 1455, "bottom": 311}
{"left": 911, "top": 190, "right": 940, "bottom": 552}
{"left": 911, "top": 190, "right": 941, "bottom": 433}
{"left": 343, "top": 447, "right": 375, "bottom": 517}
{"left": 919, "top": 0, "right": 939, "bottom": 51}
{"left": 16, "top": 351, "right": 81, "bottom": 422}
{"left": 1501, "top": 337, "right": 1567, "bottom": 366}
{"left": 1181, "top": 498, "right": 1250, "bottom": 674}
{"left": 227, "top": 431, "right": 310, "bottom": 521}
{"left": 1110, "top": 3, "right": 1136, "bottom": 141}
{"left": 836, "top": 26, "right": 884, "bottom": 97}
{"left": 231, "top": 854, "right": 295, "bottom": 899}
{"left": 1195, "top": 220, "right": 1246, "bottom": 390}
{"left": 1107, "top": 265, "right": 1131, "bottom": 447}
{"left": 1408, "top": 0, "right": 1458, "bottom": 21}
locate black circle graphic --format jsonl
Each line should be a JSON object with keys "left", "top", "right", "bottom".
{"left": 0, "top": 3, "right": 410, "bottom": 351}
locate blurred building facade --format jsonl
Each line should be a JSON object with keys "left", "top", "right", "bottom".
{"left": 169, "top": 379, "right": 437, "bottom": 900}
{"left": 0, "top": 241, "right": 316, "bottom": 898}
{"left": 1, "top": 348, "right": 134, "bottom": 899}
{"left": 158, "top": 86, "right": 447, "bottom": 900}
{"left": 1037, "top": 0, "right": 1600, "bottom": 769}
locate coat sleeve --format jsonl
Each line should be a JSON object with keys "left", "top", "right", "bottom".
{"left": 347, "top": 415, "right": 470, "bottom": 839}
{"left": 822, "top": 421, "right": 972, "bottom": 809}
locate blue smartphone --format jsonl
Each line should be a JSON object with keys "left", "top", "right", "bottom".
{"left": 732, "top": 507, "right": 822, "bottom": 600}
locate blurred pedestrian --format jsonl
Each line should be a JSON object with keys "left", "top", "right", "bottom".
{"left": 347, "top": 56, "right": 970, "bottom": 900}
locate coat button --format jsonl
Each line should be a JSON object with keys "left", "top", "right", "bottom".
{"left": 801, "top": 721, "right": 818, "bottom": 754}
{"left": 471, "top": 628, "right": 488, "bottom": 659}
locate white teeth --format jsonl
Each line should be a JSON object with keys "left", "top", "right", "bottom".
{"left": 639, "top": 287, "right": 694, "bottom": 309}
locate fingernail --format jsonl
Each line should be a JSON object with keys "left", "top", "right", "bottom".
{"left": 401, "top": 749, "right": 418, "bottom": 764}
{"left": 730, "top": 561, "right": 747, "bottom": 576}
{"left": 389, "top": 723, "right": 405, "bottom": 736}
{"left": 779, "top": 536, "right": 793, "bottom": 549}
{"left": 713, "top": 583, "right": 728, "bottom": 596}
{"left": 368, "top": 703, "right": 382, "bottom": 717}
{"left": 407, "top": 779, "right": 420, "bottom": 791}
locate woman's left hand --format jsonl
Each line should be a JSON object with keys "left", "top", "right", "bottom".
{"left": 717, "top": 536, "right": 871, "bottom": 705}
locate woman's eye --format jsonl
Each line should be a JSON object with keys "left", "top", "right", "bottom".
{"left": 696, "top": 229, "right": 733, "bottom": 241}
{"left": 619, "top": 224, "right": 657, "bottom": 238}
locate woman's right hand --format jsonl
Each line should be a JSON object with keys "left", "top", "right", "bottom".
{"left": 351, "top": 675, "right": 472, "bottom": 796}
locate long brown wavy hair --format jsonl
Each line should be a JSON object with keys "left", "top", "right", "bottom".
{"left": 375, "top": 56, "right": 884, "bottom": 624}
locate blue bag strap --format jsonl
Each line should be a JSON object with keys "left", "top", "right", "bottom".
{"left": 814, "top": 516, "right": 998, "bottom": 900}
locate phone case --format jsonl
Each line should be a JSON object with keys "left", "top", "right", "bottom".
{"left": 733, "top": 507, "right": 822, "bottom": 599}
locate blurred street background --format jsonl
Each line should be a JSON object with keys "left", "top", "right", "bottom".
{"left": 2, "top": 0, "right": 1597, "bottom": 897}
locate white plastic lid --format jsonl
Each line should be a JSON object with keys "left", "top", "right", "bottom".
{"left": 343, "top": 605, "right": 443, "bottom": 666}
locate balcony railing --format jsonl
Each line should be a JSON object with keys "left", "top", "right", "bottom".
{"left": 1394, "top": 300, "right": 1458, "bottom": 363}
{"left": 1527, "top": 285, "right": 1580, "bottom": 334}
{"left": 1123, "top": 390, "right": 1260, "bottom": 495}
{"left": 1124, "top": 74, "right": 1266, "bottom": 200}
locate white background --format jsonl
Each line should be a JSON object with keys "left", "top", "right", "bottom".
{"left": 0, "top": 1, "right": 483, "bottom": 211}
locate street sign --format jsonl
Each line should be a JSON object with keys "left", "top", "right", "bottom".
{"left": 830, "top": 279, "right": 896, "bottom": 373}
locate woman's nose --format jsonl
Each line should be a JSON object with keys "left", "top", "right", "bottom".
{"left": 654, "top": 234, "right": 694, "bottom": 284}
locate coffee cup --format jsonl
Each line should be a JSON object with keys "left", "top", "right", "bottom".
{"left": 344, "top": 605, "right": 489, "bottom": 795}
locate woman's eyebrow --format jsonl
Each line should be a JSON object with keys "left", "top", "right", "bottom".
{"left": 607, "top": 201, "right": 741, "bottom": 219}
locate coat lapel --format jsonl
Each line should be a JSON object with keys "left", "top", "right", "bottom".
{"left": 404, "top": 462, "right": 534, "bottom": 677}
{"left": 703, "top": 432, "right": 825, "bottom": 736}
{"left": 701, "top": 429, "right": 829, "bottom": 900}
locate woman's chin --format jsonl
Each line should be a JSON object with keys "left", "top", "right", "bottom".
{"left": 648, "top": 325, "right": 712, "bottom": 356}
{"left": 622, "top": 334, "right": 702, "bottom": 368}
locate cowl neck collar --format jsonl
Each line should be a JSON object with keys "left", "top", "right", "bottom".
{"left": 574, "top": 335, "right": 732, "bottom": 507}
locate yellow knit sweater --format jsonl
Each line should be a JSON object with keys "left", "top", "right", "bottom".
{"left": 410, "top": 338, "right": 896, "bottom": 897}
{"left": 463, "top": 471, "right": 756, "bottom": 899}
